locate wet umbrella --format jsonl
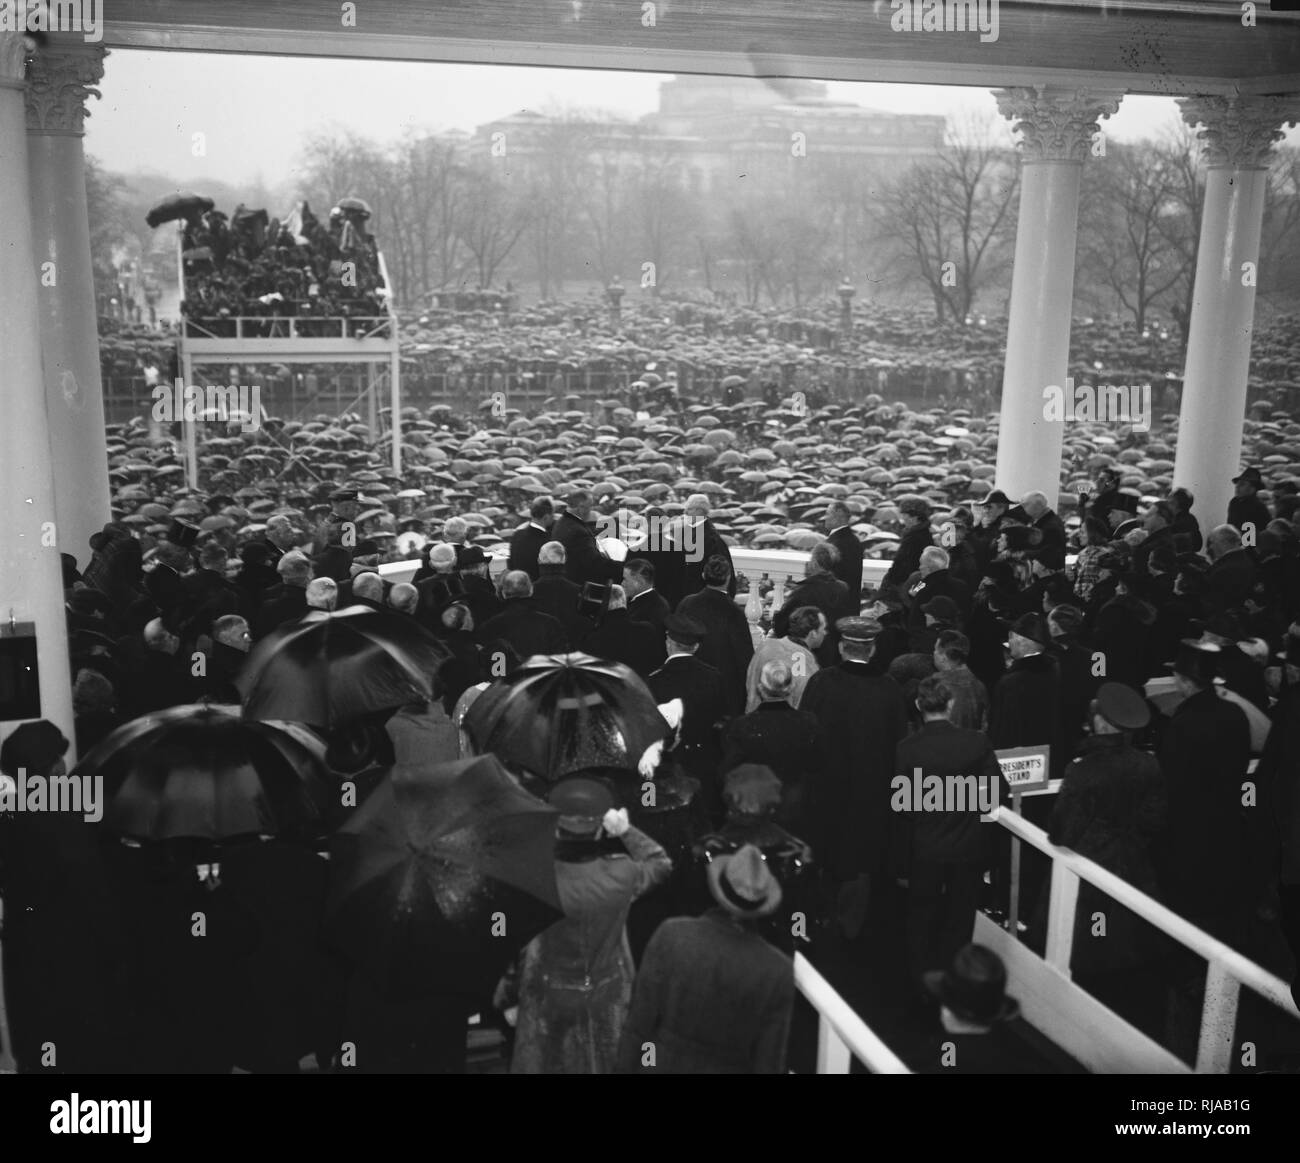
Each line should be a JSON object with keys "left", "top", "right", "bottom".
{"left": 237, "top": 607, "right": 450, "bottom": 731}
{"left": 75, "top": 703, "right": 331, "bottom": 842}
{"left": 325, "top": 754, "right": 562, "bottom": 999}
{"left": 462, "top": 653, "right": 668, "bottom": 784}
{"left": 146, "top": 192, "right": 214, "bottom": 228}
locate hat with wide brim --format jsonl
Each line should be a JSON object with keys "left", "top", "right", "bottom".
{"left": 706, "top": 843, "right": 783, "bottom": 919}
{"left": 923, "top": 944, "right": 1021, "bottom": 1025}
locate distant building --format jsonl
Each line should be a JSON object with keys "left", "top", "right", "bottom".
{"left": 468, "top": 74, "right": 947, "bottom": 191}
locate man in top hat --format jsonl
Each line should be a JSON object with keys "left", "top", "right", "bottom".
{"left": 1047, "top": 681, "right": 1167, "bottom": 1017}
{"left": 647, "top": 613, "right": 729, "bottom": 804}
{"left": 800, "top": 616, "right": 908, "bottom": 927}
{"left": 616, "top": 843, "right": 795, "bottom": 1074}
{"left": 455, "top": 545, "right": 501, "bottom": 628}
{"left": 1228, "top": 467, "right": 1271, "bottom": 538}
{"left": 1158, "top": 638, "right": 1252, "bottom": 947}
{"left": 903, "top": 944, "right": 1025, "bottom": 1074}
{"left": 990, "top": 612, "right": 1064, "bottom": 779}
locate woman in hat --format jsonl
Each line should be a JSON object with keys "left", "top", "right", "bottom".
{"left": 617, "top": 843, "right": 795, "bottom": 1074}
{"left": 509, "top": 777, "right": 672, "bottom": 1074}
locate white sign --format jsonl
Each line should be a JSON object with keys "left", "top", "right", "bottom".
{"left": 995, "top": 746, "right": 1051, "bottom": 791}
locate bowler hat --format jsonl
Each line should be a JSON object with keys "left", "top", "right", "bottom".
{"left": 664, "top": 612, "right": 705, "bottom": 645}
{"left": 1232, "top": 467, "right": 1263, "bottom": 487}
{"left": 457, "top": 545, "right": 488, "bottom": 568}
{"left": 0, "top": 720, "right": 70, "bottom": 778}
{"left": 1009, "top": 613, "right": 1050, "bottom": 648}
{"left": 921, "top": 595, "right": 960, "bottom": 624}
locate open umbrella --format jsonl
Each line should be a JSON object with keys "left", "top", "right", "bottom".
{"left": 463, "top": 653, "right": 667, "bottom": 783}
{"left": 326, "top": 754, "right": 562, "bottom": 999}
{"left": 75, "top": 703, "right": 330, "bottom": 842}
{"left": 146, "top": 192, "right": 214, "bottom": 228}
{"left": 237, "top": 606, "right": 450, "bottom": 731}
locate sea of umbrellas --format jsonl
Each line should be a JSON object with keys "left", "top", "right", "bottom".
{"left": 107, "top": 386, "right": 1300, "bottom": 564}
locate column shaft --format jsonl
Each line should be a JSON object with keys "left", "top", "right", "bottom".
{"left": 0, "top": 34, "right": 76, "bottom": 758}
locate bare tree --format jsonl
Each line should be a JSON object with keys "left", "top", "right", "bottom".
{"left": 872, "top": 110, "right": 1019, "bottom": 323}
{"left": 458, "top": 161, "right": 531, "bottom": 289}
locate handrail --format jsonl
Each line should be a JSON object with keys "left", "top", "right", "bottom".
{"left": 793, "top": 953, "right": 913, "bottom": 1074}
{"left": 990, "top": 805, "right": 1299, "bottom": 1022}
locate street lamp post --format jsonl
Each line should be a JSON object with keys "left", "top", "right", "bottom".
{"left": 837, "top": 277, "right": 855, "bottom": 333}
{"left": 606, "top": 276, "right": 624, "bottom": 327}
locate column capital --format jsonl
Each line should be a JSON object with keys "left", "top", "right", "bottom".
{"left": 1178, "top": 94, "right": 1300, "bottom": 170}
{"left": 993, "top": 86, "right": 1123, "bottom": 163}
{"left": 24, "top": 39, "right": 104, "bottom": 136}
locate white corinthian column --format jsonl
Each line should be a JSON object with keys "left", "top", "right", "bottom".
{"left": 993, "top": 86, "right": 1122, "bottom": 509}
{"left": 1173, "top": 95, "right": 1300, "bottom": 532}
{"left": 25, "top": 36, "right": 110, "bottom": 572}
{"left": 0, "top": 33, "right": 76, "bottom": 758}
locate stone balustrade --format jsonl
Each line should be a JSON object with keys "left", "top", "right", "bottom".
{"left": 378, "top": 547, "right": 894, "bottom": 644}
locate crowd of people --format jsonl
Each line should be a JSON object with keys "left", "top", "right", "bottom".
{"left": 5, "top": 348, "right": 1300, "bottom": 1073}
{"left": 175, "top": 198, "right": 388, "bottom": 338}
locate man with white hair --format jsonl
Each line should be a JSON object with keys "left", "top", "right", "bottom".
{"left": 350, "top": 571, "right": 387, "bottom": 612}
{"left": 442, "top": 516, "right": 470, "bottom": 561}
{"left": 306, "top": 577, "right": 338, "bottom": 612}
{"left": 1205, "top": 523, "right": 1258, "bottom": 615}
{"left": 254, "top": 549, "right": 312, "bottom": 638}
{"left": 1019, "top": 490, "right": 1066, "bottom": 571}
{"left": 673, "top": 493, "right": 735, "bottom": 605}
{"left": 128, "top": 616, "right": 194, "bottom": 716}
{"left": 389, "top": 582, "right": 420, "bottom": 617}
{"left": 533, "top": 541, "right": 590, "bottom": 648}
{"left": 416, "top": 542, "right": 465, "bottom": 626}
{"left": 745, "top": 606, "right": 825, "bottom": 712}
{"left": 476, "top": 570, "right": 566, "bottom": 661}
{"left": 197, "top": 614, "right": 251, "bottom": 704}
{"left": 905, "top": 545, "right": 971, "bottom": 627}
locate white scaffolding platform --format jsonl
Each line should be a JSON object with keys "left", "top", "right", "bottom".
{"left": 175, "top": 252, "right": 403, "bottom": 488}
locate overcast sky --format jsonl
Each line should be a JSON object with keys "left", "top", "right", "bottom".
{"left": 85, "top": 49, "right": 1205, "bottom": 189}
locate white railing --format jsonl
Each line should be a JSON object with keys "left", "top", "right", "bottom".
{"left": 989, "top": 805, "right": 1298, "bottom": 1073}
{"left": 794, "top": 953, "right": 913, "bottom": 1074}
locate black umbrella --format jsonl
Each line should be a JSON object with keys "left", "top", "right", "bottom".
{"left": 145, "top": 192, "right": 214, "bottom": 229}
{"left": 237, "top": 606, "right": 449, "bottom": 730}
{"left": 462, "top": 652, "right": 668, "bottom": 784}
{"left": 75, "top": 703, "right": 330, "bottom": 842}
{"left": 326, "top": 754, "right": 561, "bottom": 999}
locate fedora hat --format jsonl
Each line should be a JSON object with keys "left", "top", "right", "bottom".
{"left": 707, "top": 843, "right": 783, "bottom": 919}
{"left": 923, "top": 943, "right": 1020, "bottom": 1026}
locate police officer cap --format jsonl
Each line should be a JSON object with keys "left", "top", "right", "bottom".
{"left": 836, "top": 616, "right": 882, "bottom": 643}
{"left": 1093, "top": 682, "right": 1151, "bottom": 731}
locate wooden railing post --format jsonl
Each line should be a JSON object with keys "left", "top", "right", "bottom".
{"left": 816, "top": 1015, "right": 852, "bottom": 1074}
{"left": 1043, "top": 859, "right": 1081, "bottom": 975}
{"left": 1195, "top": 962, "right": 1242, "bottom": 1074}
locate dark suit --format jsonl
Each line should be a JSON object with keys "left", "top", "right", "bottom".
{"left": 773, "top": 572, "right": 851, "bottom": 669}
{"left": 800, "top": 660, "right": 908, "bottom": 882}
{"left": 883, "top": 523, "right": 934, "bottom": 592}
{"left": 628, "top": 587, "right": 671, "bottom": 638}
{"left": 1206, "top": 548, "right": 1258, "bottom": 615}
{"left": 825, "top": 525, "right": 864, "bottom": 614}
{"left": 456, "top": 574, "right": 502, "bottom": 629}
{"left": 991, "top": 650, "right": 1063, "bottom": 776}
{"left": 533, "top": 567, "right": 591, "bottom": 649}
{"left": 553, "top": 512, "right": 621, "bottom": 588}
{"left": 581, "top": 608, "right": 665, "bottom": 679}
{"left": 1031, "top": 509, "right": 1067, "bottom": 571}
{"left": 1227, "top": 494, "right": 1271, "bottom": 536}
{"left": 676, "top": 586, "right": 754, "bottom": 717}
{"left": 507, "top": 522, "right": 551, "bottom": 581}
{"left": 895, "top": 719, "right": 1008, "bottom": 978}
{"left": 254, "top": 583, "right": 307, "bottom": 639}
{"left": 721, "top": 701, "right": 822, "bottom": 828}
{"left": 904, "top": 568, "right": 972, "bottom": 626}
{"left": 616, "top": 910, "right": 794, "bottom": 1074}
{"left": 476, "top": 597, "right": 566, "bottom": 662}
{"left": 673, "top": 518, "right": 736, "bottom": 606}
{"left": 1158, "top": 688, "right": 1252, "bottom": 946}
{"left": 647, "top": 653, "right": 729, "bottom": 790}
